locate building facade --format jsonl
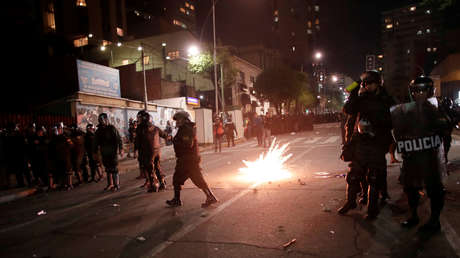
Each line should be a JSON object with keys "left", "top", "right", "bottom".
{"left": 381, "top": 3, "right": 442, "bottom": 100}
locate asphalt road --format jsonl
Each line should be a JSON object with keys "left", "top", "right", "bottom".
{"left": 2, "top": 123, "right": 460, "bottom": 258}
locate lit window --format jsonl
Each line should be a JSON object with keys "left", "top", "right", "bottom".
{"left": 407, "top": 49, "right": 411, "bottom": 54}
{"left": 143, "top": 56, "right": 150, "bottom": 65}
{"left": 45, "top": 2, "right": 56, "bottom": 31}
{"left": 427, "top": 48, "right": 432, "bottom": 52}
{"left": 307, "top": 21, "right": 312, "bottom": 28}
{"left": 180, "top": 7, "right": 186, "bottom": 13}
{"left": 378, "top": 67, "right": 383, "bottom": 71}
{"left": 185, "top": 2, "right": 190, "bottom": 7}
{"left": 426, "top": 9, "right": 431, "bottom": 14}
{"left": 316, "top": 25, "right": 320, "bottom": 30}
{"left": 122, "top": 60, "right": 129, "bottom": 65}
{"left": 315, "top": 18, "right": 320, "bottom": 25}
{"left": 73, "top": 37, "right": 88, "bottom": 47}
{"left": 417, "top": 30, "right": 423, "bottom": 35}
{"left": 410, "top": 6, "right": 416, "bottom": 11}
{"left": 433, "top": 47, "right": 437, "bottom": 52}
{"left": 384, "top": 18, "right": 392, "bottom": 23}
{"left": 292, "top": 46, "right": 296, "bottom": 52}
{"left": 167, "top": 51, "right": 180, "bottom": 60}
{"left": 434, "top": 60, "right": 438, "bottom": 64}
{"left": 386, "top": 24, "right": 393, "bottom": 29}
{"left": 307, "top": 29, "right": 312, "bottom": 34}
{"left": 116, "top": 27, "right": 124, "bottom": 37}
{"left": 102, "top": 40, "right": 111, "bottom": 46}
{"left": 378, "top": 55, "right": 383, "bottom": 59}
{"left": 190, "top": 5, "right": 194, "bottom": 10}
{"left": 291, "top": 32, "right": 295, "bottom": 36}
{"left": 426, "top": 28, "right": 431, "bottom": 33}
{"left": 274, "top": 17, "right": 279, "bottom": 22}
{"left": 76, "top": 0, "right": 86, "bottom": 6}
{"left": 274, "top": 10, "right": 279, "bottom": 16}
{"left": 290, "top": 8, "right": 294, "bottom": 13}
{"left": 314, "top": 5, "right": 319, "bottom": 12}
{"left": 173, "top": 19, "right": 187, "bottom": 29}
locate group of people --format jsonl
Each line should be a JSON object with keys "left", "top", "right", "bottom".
{"left": 213, "top": 115, "right": 238, "bottom": 152}
{"left": 338, "top": 70, "right": 459, "bottom": 234}
{"left": 0, "top": 113, "right": 123, "bottom": 192}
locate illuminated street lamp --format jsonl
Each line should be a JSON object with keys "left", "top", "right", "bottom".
{"left": 187, "top": 45, "right": 200, "bottom": 57}
{"left": 332, "top": 75, "right": 338, "bottom": 82}
{"left": 315, "top": 51, "right": 322, "bottom": 60}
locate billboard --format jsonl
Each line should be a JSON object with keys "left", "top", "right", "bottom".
{"left": 77, "top": 59, "right": 121, "bottom": 98}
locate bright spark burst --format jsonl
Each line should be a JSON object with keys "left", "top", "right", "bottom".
{"left": 238, "top": 139, "right": 293, "bottom": 183}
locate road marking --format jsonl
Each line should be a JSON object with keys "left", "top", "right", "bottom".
{"left": 321, "top": 136, "right": 340, "bottom": 144}
{"left": 144, "top": 146, "right": 314, "bottom": 257}
{"left": 441, "top": 216, "right": 460, "bottom": 256}
{"left": 304, "top": 137, "right": 323, "bottom": 144}
{"left": 288, "top": 137, "right": 306, "bottom": 145}
{"left": 144, "top": 181, "right": 262, "bottom": 257}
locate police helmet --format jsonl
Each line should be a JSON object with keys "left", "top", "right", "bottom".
{"left": 361, "top": 70, "right": 382, "bottom": 87}
{"left": 173, "top": 111, "right": 190, "bottom": 121}
{"left": 98, "top": 113, "right": 108, "bottom": 124}
{"left": 409, "top": 76, "right": 434, "bottom": 98}
{"left": 137, "top": 110, "right": 150, "bottom": 121}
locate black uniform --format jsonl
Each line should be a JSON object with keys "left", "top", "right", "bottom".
{"left": 70, "top": 128, "right": 86, "bottom": 184}
{"left": 135, "top": 121, "right": 168, "bottom": 191}
{"left": 51, "top": 132, "right": 73, "bottom": 189}
{"left": 95, "top": 123, "right": 122, "bottom": 188}
{"left": 340, "top": 87, "right": 393, "bottom": 218}
{"left": 85, "top": 129, "right": 103, "bottom": 182}
{"left": 172, "top": 121, "right": 208, "bottom": 190}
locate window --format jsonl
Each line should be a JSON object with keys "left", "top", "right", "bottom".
{"left": 76, "top": 0, "right": 86, "bottom": 7}
{"left": 409, "top": 6, "right": 416, "bottom": 11}
{"left": 274, "top": 10, "right": 279, "bottom": 16}
{"left": 315, "top": 18, "right": 320, "bottom": 25}
{"left": 427, "top": 47, "right": 432, "bottom": 52}
{"left": 180, "top": 7, "right": 186, "bottom": 13}
{"left": 44, "top": 2, "right": 56, "bottom": 32}
{"left": 307, "top": 29, "right": 312, "bottom": 34}
{"left": 239, "top": 71, "right": 245, "bottom": 82}
{"left": 417, "top": 30, "right": 423, "bottom": 35}
{"left": 426, "top": 28, "right": 431, "bottom": 33}
{"left": 384, "top": 17, "right": 392, "bottom": 23}
{"left": 173, "top": 19, "right": 187, "bottom": 29}
{"left": 292, "top": 46, "right": 296, "bottom": 52}
{"left": 291, "top": 32, "right": 295, "bottom": 36}
{"left": 167, "top": 51, "right": 180, "bottom": 60}
{"left": 433, "top": 47, "right": 437, "bottom": 52}
{"left": 190, "top": 5, "right": 195, "bottom": 10}
{"left": 73, "top": 37, "right": 88, "bottom": 47}
{"left": 314, "top": 5, "right": 320, "bottom": 12}
{"left": 274, "top": 17, "right": 279, "bottom": 22}
{"left": 307, "top": 21, "right": 312, "bottom": 28}
{"left": 407, "top": 49, "right": 411, "bottom": 54}
{"left": 143, "top": 56, "right": 150, "bottom": 65}
{"left": 185, "top": 2, "right": 190, "bottom": 7}
{"left": 426, "top": 9, "right": 431, "bottom": 14}
{"left": 116, "top": 27, "right": 124, "bottom": 37}
{"left": 386, "top": 24, "right": 393, "bottom": 29}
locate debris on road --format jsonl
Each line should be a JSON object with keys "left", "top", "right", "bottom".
{"left": 330, "top": 230, "right": 335, "bottom": 234}
{"left": 283, "top": 238, "right": 296, "bottom": 249}
{"left": 298, "top": 179, "right": 306, "bottom": 185}
{"left": 37, "top": 210, "right": 46, "bottom": 216}
{"left": 320, "top": 204, "right": 331, "bottom": 212}
{"left": 136, "top": 236, "right": 146, "bottom": 242}
{"left": 335, "top": 174, "right": 346, "bottom": 178}
{"left": 112, "top": 204, "right": 120, "bottom": 207}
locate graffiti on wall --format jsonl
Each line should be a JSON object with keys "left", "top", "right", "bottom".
{"left": 76, "top": 104, "right": 127, "bottom": 137}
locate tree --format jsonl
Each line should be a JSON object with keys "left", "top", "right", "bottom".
{"left": 254, "top": 66, "right": 314, "bottom": 114}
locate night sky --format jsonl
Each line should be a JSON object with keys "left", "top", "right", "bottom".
{"left": 197, "top": 0, "right": 413, "bottom": 79}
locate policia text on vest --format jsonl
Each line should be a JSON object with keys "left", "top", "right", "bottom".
{"left": 396, "top": 135, "right": 442, "bottom": 153}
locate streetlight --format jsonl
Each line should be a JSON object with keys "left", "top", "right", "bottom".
{"left": 315, "top": 51, "right": 322, "bottom": 60}
{"left": 332, "top": 75, "right": 338, "bottom": 83}
{"left": 187, "top": 45, "right": 200, "bottom": 57}
{"left": 212, "top": 0, "right": 219, "bottom": 114}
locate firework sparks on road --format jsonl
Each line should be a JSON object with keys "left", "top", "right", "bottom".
{"left": 238, "top": 139, "right": 293, "bottom": 183}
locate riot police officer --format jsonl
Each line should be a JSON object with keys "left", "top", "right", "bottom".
{"left": 95, "top": 113, "right": 123, "bottom": 191}
{"left": 338, "top": 71, "right": 393, "bottom": 220}
{"left": 393, "top": 76, "right": 449, "bottom": 232}
{"left": 70, "top": 124, "right": 86, "bottom": 185}
{"left": 50, "top": 123, "right": 73, "bottom": 190}
{"left": 166, "top": 111, "right": 218, "bottom": 207}
{"left": 135, "top": 110, "right": 168, "bottom": 192}
{"left": 85, "top": 124, "right": 103, "bottom": 182}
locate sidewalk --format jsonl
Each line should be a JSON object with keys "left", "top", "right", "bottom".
{"left": 0, "top": 137, "right": 248, "bottom": 205}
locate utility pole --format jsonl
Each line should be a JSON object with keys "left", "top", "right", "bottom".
{"left": 141, "top": 44, "right": 148, "bottom": 110}
{"left": 220, "top": 64, "right": 225, "bottom": 113}
{"left": 212, "top": 0, "right": 219, "bottom": 115}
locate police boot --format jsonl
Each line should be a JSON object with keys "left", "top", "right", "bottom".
{"left": 359, "top": 192, "right": 368, "bottom": 205}
{"left": 159, "top": 177, "right": 167, "bottom": 191}
{"left": 47, "top": 175, "right": 56, "bottom": 191}
{"left": 104, "top": 173, "right": 114, "bottom": 191}
{"left": 66, "top": 173, "right": 73, "bottom": 191}
{"left": 76, "top": 170, "right": 84, "bottom": 185}
{"left": 365, "top": 186, "right": 380, "bottom": 220}
{"left": 201, "top": 188, "right": 218, "bottom": 208}
{"left": 166, "top": 189, "right": 182, "bottom": 207}
{"left": 147, "top": 173, "right": 159, "bottom": 193}
{"left": 401, "top": 206, "right": 419, "bottom": 228}
{"left": 338, "top": 185, "right": 358, "bottom": 215}
{"left": 419, "top": 191, "right": 444, "bottom": 233}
